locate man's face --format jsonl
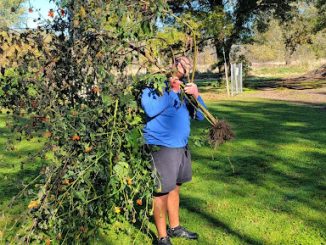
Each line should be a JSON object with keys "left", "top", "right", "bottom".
{"left": 176, "top": 62, "right": 186, "bottom": 79}
{"left": 169, "top": 64, "right": 185, "bottom": 90}
{"left": 169, "top": 57, "right": 191, "bottom": 90}
{"left": 169, "top": 76, "right": 181, "bottom": 89}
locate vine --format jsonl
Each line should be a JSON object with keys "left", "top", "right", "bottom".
{"left": 0, "top": 0, "right": 233, "bottom": 243}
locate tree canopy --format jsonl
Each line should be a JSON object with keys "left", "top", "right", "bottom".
{"left": 167, "top": 0, "right": 298, "bottom": 65}
{"left": 0, "top": 0, "right": 27, "bottom": 29}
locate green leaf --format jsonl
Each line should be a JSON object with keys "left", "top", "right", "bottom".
{"left": 27, "top": 86, "right": 37, "bottom": 97}
{"left": 113, "top": 161, "right": 129, "bottom": 179}
{"left": 102, "top": 95, "right": 113, "bottom": 106}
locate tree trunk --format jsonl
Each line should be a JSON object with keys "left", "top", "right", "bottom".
{"left": 285, "top": 51, "right": 292, "bottom": 65}
{"left": 214, "top": 40, "right": 232, "bottom": 75}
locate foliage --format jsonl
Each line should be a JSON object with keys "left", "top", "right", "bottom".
{"left": 0, "top": 0, "right": 27, "bottom": 29}
{"left": 314, "top": 0, "right": 326, "bottom": 32}
{"left": 0, "top": 0, "right": 197, "bottom": 243}
{"left": 247, "top": 20, "right": 286, "bottom": 62}
{"left": 309, "top": 29, "right": 326, "bottom": 59}
{"left": 280, "top": 3, "right": 317, "bottom": 64}
{"left": 246, "top": 10, "right": 326, "bottom": 63}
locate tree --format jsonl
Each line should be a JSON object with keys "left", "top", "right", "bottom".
{"left": 246, "top": 1, "right": 326, "bottom": 64}
{"left": 168, "top": 0, "right": 233, "bottom": 70}
{"left": 1, "top": 0, "right": 209, "bottom": 243}
{"left": 0, "top": 0, "right": 27, "bottom": 29}
{"left": 246, "top": 19, "right": 285, "bottom": 62}
{"left": 281, "top": 3, "right": 316, "bottom": 64}
{"left": 314, "top": 0, "right": 326, "bottom": 32}
{"left": 167, "top": 0, "right": 299, "bottom": 69}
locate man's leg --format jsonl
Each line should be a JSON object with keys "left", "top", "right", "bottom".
{"left": 166, "top": 184, "right": 198, "bottom": 240}
{"left": 167, "top": 185, "right": 180, "bottom": 228}
{"left": 153, "top": 194, "right": 169, "bottom": 239}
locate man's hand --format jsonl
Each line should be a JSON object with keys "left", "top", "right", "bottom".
{"left": 184, "top": 83, "right": 199, "bottom": 99}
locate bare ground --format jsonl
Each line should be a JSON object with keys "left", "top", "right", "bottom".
{"left": 201, "top": 64, "right": 326, "bottom": 107}
{"left": 201, "top": 86, "right": 326, "bottom": 108}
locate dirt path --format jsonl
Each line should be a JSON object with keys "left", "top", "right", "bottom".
{"left": 201, "top": 87, "right": 326, "bottom": 107}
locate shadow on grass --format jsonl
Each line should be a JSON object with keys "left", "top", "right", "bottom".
{"left": 190, "top": 99, "right": 326, "bottom": 235}
{"left": 180, "top": 194, "right": 263, "bottom": 245}
{"left": 0, "top": 115, "right": 45, "bottom": 206}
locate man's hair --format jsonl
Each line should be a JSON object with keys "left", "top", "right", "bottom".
{"left": 174, "top": 56, "right": 193, "bottom": 76}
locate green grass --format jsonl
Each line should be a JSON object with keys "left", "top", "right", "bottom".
{"left": 185, "top": 99, "right": 326, "bottom": 244}
{"left": 250, "top": 65, "right": 311, "bottom": 78}
{"left": 1, "top": 98, "right": 326, "bottom": 244}
{"left": 0, "top": 111, "right": 47, "bottom": 242}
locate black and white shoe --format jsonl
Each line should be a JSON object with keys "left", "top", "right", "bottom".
{"left": 158, "top": 236, "right": 173, "bottom": 245}
{"left": 167, "top": 226, "right": 198, "bottom": 240}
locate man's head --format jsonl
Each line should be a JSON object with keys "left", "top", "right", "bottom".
{"left": 173, "top": 56, "right": 193, "bottom": 79}
{"left": 169, "top": 56, "right": 193, "bottom": 91}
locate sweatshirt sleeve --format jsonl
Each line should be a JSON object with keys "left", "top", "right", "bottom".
{"left": 141, "top": 88, "right": 171, "bottom": 118}
{"left": 194, "top": 95, "right": 207, "bottom": 121}
{"left": 186, "top": 95, "right": 207, "bottom": 121}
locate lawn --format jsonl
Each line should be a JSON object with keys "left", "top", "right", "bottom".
{"left": 249, "top": 63, "right": 323, "bottom": 79}
{"left": 0, "top": 97, "right": 325, "bottom": 244}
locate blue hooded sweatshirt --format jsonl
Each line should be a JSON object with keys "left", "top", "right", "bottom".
{"left": 141, "top": 87, "right": 206, "bottom": 148}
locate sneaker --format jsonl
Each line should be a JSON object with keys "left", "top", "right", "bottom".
{"left": 158, "top": 236, "right": 172, "bottom": 245}
{"left": 167, "top": 226, "right": 198, "bottom": 240}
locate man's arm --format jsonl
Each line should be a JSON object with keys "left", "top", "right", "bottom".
{"left": 141, "top": 88, "right": 170, "bottom": 118}
{"left": 194, "top": 96, "right": 206, "bottom": 121}
{"left": 184, "top": 83, "right": 207, "bottom": 121}
{"left": 186, "top": 95, "right": 207, "bottom": 121}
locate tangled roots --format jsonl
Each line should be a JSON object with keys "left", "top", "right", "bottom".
{"left": 209, "top": 120, "right": 234, "bottom": 147}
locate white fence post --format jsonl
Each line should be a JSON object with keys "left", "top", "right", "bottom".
{"left": 230, "top": 63, "right": 234, "bottom": 96}
{"left": 230, "top": 63, "right": 243, "bottom": 96}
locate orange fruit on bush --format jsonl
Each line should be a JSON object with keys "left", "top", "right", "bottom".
{"left": 28, "top": 200, "right": 40, "bottom": 209}
{"left": 71, "top": 135, "right": 80, "bottom": 141}
{"left": 136, "top": 199, "right": 142, "bottom": 206}
{"left": 45, "top": 239, "right": 51, "bottom": 245}
{"left": 48, "top": 9, "right": 54, "bottom": 18}
{"left": 91, "top": 85, "right": 100, "bottom": 93}
{"left": 127, "top": 177, "right": 132, "bottom": 185}
{"left": 84, "top": 146, "right": 92, "bottom": 153}
{"left": 62, "top": 179, "right": 70, "bottom": 185}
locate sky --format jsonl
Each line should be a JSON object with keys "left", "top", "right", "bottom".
{"left": 23, "top": 0, "right": 56, "bottom": 28}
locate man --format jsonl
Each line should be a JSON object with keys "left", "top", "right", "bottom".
{"left": 141, "top": 57, "right": 206, "bottom": 245}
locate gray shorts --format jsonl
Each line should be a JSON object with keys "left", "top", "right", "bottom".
{"left": 150, "top": 145, "right": 192, "bottom": 194}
